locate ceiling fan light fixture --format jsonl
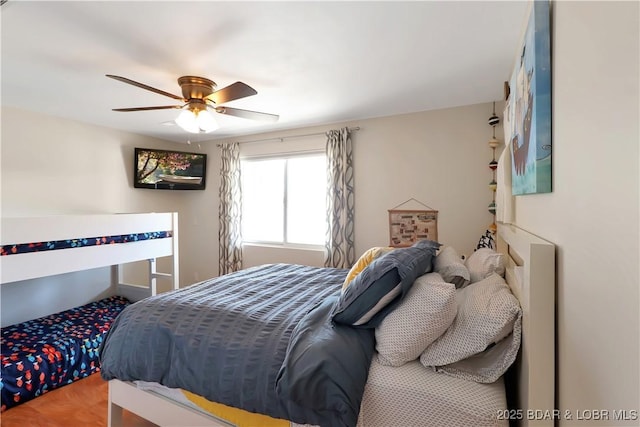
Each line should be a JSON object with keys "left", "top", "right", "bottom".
{"left": 175, "top": 105, "right": 218, "bottom": 134}
{"left": 196, "top": 108, "right": 218, "bottom": 132}
{"left": 175, "top": 109, "right": 199, "bottom": 133}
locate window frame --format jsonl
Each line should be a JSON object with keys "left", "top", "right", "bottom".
{"left": 240, "top": 150, "right": 327, "bottom": 249}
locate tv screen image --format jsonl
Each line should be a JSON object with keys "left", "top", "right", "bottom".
{"left": 134, "top": 147, "right": 207, "bottom": 190}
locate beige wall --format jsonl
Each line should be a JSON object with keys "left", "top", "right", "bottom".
{"left": 514, "top": 1, "right": 639, "bottom": 424}
{"left": 351, "top": 104, "right": 500, "bottom": 257}
{"left": 215, "top": 101, "right": 501, "bottom": 269}
{"left": 1, "top": 102, "right": 496, "bottom": 323}
{"left": 1, "top": 108, "right": 199, "bottom": 217}
{"left": 0, "top": 107, "right": 216, "bottom": 324}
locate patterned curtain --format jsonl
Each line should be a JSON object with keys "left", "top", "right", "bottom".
{"left": 324, "top": 127, "right": 355, "bottom": 268}
{"left": 218, "top": 142, "right": 243, "bottom": 275}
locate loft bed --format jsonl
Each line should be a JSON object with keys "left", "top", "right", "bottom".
{"left": 1, "top": 212, "right": 179, "bottom": 298}
{"left": 0, "top": 212, "right": 179, "bottom": 411}
{"left": 98, "top": 223, "right": 555, "bottom": 427}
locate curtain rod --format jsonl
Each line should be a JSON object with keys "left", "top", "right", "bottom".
{"left": 216, "top": 126, "right": 360, "bottom": 147}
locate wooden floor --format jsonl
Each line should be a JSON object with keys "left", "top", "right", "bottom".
{"left": 1, "top": 373, "right": 157, "bottom": 427}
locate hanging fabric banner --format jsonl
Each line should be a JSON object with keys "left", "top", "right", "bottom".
{"left": 388, "top": 199, "right": 438, "bottom": 247}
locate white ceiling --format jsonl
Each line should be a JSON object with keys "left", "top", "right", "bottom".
{"left": 1, "top": 1, "right": 528, "bottom": 143}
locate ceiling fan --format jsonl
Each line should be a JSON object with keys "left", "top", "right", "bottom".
{"left": 107, "top": 74, "right": 279, "bottom": 134}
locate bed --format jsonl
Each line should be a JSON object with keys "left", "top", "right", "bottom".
{"left": 103, "top": 225, "right": 554, "bottom": 427}
{"left": 1, "top": 214, "right": 555, "bottom": 427}
{"left": 0, "top": 295, "right": 130, "bottom": 411}
{"left": 0, "top": 213, "right": 180, "bottom": 410}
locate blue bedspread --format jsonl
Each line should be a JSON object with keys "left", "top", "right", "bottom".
{"left": 0, "top": 296, "right": 130, "bottom": 411}
{"left": 100, "top": 264, "right": 375, "bottom": 427}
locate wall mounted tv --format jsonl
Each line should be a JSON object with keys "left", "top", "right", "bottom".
{"left": 134, "top": 147, "right": 207, "bottom": 190}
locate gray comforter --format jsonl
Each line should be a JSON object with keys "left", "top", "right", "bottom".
{"left": 99, "top": 263, "right": 375, "bottom": 427}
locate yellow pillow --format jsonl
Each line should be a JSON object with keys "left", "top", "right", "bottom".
{"left": 342, "top": 247, "right": 394, "bottom": 290}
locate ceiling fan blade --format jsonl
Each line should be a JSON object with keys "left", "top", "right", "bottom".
{"left": 207, "top": 82, "right": 257, "bottom": 104}
{"left": 112, "top": 105, "right": 182, "bottom": 112}
{"left": 106, "top": 74, "right": 185, "bottom": 101}
{"left": 215, "top": 106, "right": 279, "bottom": 122}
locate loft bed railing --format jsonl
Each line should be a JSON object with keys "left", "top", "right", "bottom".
{"left": 1, "top": 212, "right": 179, "bottom": 300}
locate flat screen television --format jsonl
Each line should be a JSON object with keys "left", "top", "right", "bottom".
{"left": 134, "top": 147, "right": 207, "bottom": 190}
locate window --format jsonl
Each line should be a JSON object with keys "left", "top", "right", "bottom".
{"left": 241, "top": 153, "right": 326, "bottom": 246}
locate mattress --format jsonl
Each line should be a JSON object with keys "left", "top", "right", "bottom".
{"left": 133, "top": 353, "right": 507, "bottom": 427}
{"left": 0, "top": 295, "right": 130, "bottom": 411}
{"left": 358, "top": 355, "right": 508, "bottom": 427}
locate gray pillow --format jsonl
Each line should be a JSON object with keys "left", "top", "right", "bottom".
{"left": 434, "top": 246, "right": 470, "bottom": 288}
{"left": 419, "top": 273, "right": 521, "bottom": 383}
{"left": 332, "top": 239, "right": 440, "bottom": 328}
{"left": 376, "top": 272, "right": 457, "bottom": 367}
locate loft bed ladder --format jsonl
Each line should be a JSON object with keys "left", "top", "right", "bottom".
{"left": 113, "top": 213, "right": 180, "bottom": 300}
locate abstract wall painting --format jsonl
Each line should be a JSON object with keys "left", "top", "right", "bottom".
{"left": 507, "top": 0, "right": 552, "bottom": 195}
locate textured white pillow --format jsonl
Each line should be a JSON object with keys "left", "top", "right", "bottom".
{"left": 465, "top": 248, "right": 505, "bottom": 283}
{"left": 419, "top": 273, "right": 521, "bottom": 374}
{"left": 375, "top": 272, "right": 457, "bottom": 367}
{"left": 431, "top": 325, "right": 522, "bottom": 383}
{"left": 434, "top": 246, "right": 470, "bottom": 288}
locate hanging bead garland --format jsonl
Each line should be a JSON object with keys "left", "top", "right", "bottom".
{"left": 487, "top": 102, "right": 500, "bottom": 234}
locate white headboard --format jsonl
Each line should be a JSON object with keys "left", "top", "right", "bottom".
{"left": 1, "top": 212, "right": 179, "bottom": 298}
{"left": 497, "top": 223, "right": 555, "bottom": 426}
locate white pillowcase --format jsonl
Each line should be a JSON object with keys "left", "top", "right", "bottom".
{"left": 465, "top": 248, "right": 505, "bottom": 283}
{"left": 431, "top": 326, "right": 522, "bottom": 383}
{"left": 434, "top": 246, "right": 470, "bottom": 288}
{"left": 419, "top": 272, "right": 521, "bottom": 382}
{"left": 375, "top": 272, "right": 457, "bottom": 367}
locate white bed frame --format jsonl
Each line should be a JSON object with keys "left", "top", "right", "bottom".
{"left": 0, "top": 212, "right": 180, "bottom": 299}
{"left": 496, "top": 223, "right": 555, "bottom": 427}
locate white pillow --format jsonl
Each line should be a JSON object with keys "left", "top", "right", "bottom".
{"left": 419, "top": 272, "right": 521, "bottom": 381}
{"left": 434, "top": 246, "right": 470, "bottom": 288}
{"left": 465, "top": 248, "right": 505, "bottom": 283}
{"left": 431, "top": 326, "right": 522, "bottom": 383}
{"left": 375, "top": 272, "right": 457, "bottom": 367}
